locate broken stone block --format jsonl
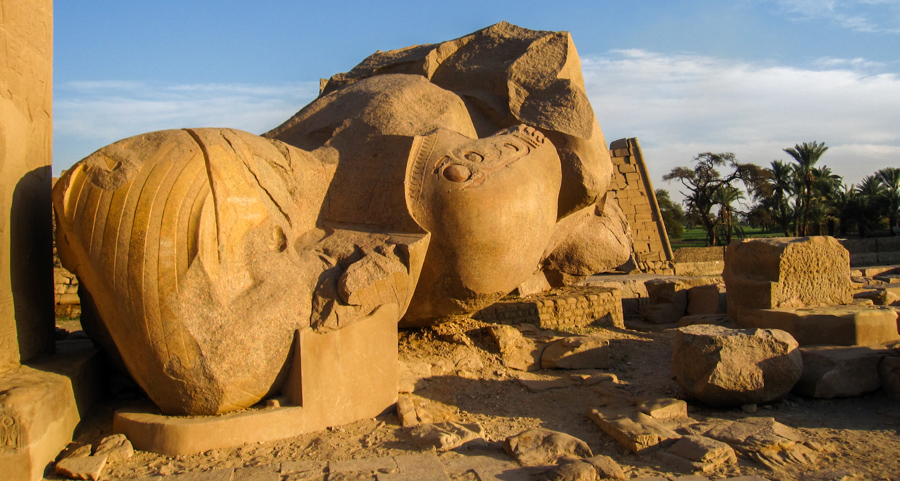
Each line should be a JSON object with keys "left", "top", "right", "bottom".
{"left": 686, "top": 284, "right": 726, "bottom": 316}
{"left": 408, "top": 422, "right": 484, "bottom": 451}
{"left": 582, "top": 454, "right": 626, "bottom": 479}
{"left": 396, "top": 396, "right": 419, "bottom": 427}
{"left": 55, "top": 454, "right": 107, "bottom": 481}
{"left": 544, "top": 460, "right": 598, "bottom": 480}
{"left": 398, "top": 360, "right": 431, "bottom": 394}
{"left": 724, "top": 236, "right": 852, "bottom": 319}
{"left": 587, "top": 409, "right": 679, "bottom": 454}
{"left": 659, "top": 435, "right": 737, "bottom": 474}
{"left": 504, "top": 428, "right": 593, "bottom": 466}
{"left": 485, "top": 325, "right": 543, "bottom": 371}
{"left": 541, "top": 337, "right": 610, "bottom": 370}
{"left": 636, "top": 397, "right": 688, "bottom": 419}
{"left": 672, "top": 325, "right": 802, "bottom": 407}
{"left": 793, "top": 345, "right": 885, "bottom": 398}
{"left": 57, "top": 442, "right": 93, "bottom": 461}
{"left": 94, "top": 433, "right": 134, "bottom": 463}
{"left": 879, "top": 355, "right": 900, "bottom": 401}
{"left": 643, "top": 279, "right": 688, "bottom": 324}
{"left": 702, "top": 416, "right": 816, "bottom": 469}
{"left": 737, "top": 305, "right": 899, "bottom": 346}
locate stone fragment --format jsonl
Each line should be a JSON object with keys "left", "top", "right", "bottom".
{"left": 504, "top": 428, "right": 593, "bottom": 466}
{"left": 636, "top": 397, "right": 688, "bottom": 419}
{"left": 94, "top": 433, "right": 134, "bottom": 462}
{"left": 408, "top": 422, "right": 484, "bottom": 451}
{"left": 330, "top": 457, "right": 397, "bottom": 475}
{"left": 396, "top": 396, "right": 419, "bottom": 427}
{"left": 582, "top": 454, "right": 627, "bottom": 479}
{"left": 736, "top": 305, "right": 899, "bottom": 346}
{"left": 398, "top": 360, "right": 431, "bottom": 394}
{"left": 544, "top": 460, "right": 598, "bottom": 481}
{"left": 879, "top": 355, "right": 900, "bottom": 401}
{"left": 57, "top": 442, "right": 93, "bottom": 461}
{"left": 793, "top": 345, "right": 885, "bottom": 398}
{"left": 724, "top": 237, "right": 852, "bottom": 319}
{"left": 672, "top": 325, "right": 802, "bottom": 407}
{"left": 55, "top": 454, "right": 107, "bottom": 481}
{"left": 704, "top": 417, "right": 803, "bottom": 450}
{"left": 486, "top": 325, "right": 544, "bottom": 371}
{"left": 587, "top": 409, "right": 679, "bottom": 454}
{"left": 665, "top": 435, "right": 737, "bottom": 470}
{"left": 686, "top": 284, "right": 726, "bottom": 316}
{"left": 540, "top": 336, "right": 610, "bottom": 369}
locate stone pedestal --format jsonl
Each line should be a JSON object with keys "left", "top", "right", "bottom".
{"left": 115, "top": 304, "right": 399, "bottom": 455}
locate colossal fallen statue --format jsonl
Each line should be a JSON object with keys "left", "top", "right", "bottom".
{"left": 53, "top": 22, "right": 632, "bottom": 416}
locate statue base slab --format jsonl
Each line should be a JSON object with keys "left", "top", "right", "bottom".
{"left": 114, "top": 304, "right": 399, "bottom": 455}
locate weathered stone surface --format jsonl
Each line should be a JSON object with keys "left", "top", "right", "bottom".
{"left": 687, "top": 284, "right": 726, "bottom": 316}
{"left": 662, "top": 435, "right": 737, "bottom": 473}
{"left": 544, "top": 460, "right": 598, "bottom": 481}
{"left": 879, "top": 355, "right": 900, "bottom": 401}
{"left": 793, "top": 345, "right": 885, "bottom": 398}
{"left": 672, "top": 325, "right": 802, "bottom": 407}
{"left": 93, "top": 433, "right": 134, "bottom": 463}
{"left": 587, "top": 409, "right": 679, "bottom": 454}
{"left": 57, "top": 442, "right": 93, "bottom": 461}
{"left": 541, "top": 336, "right": 610, "bottom": 370}
{"left": 703, "top": 417, "right": 817, "bottom": 469}
{"left": 636, "top": 397, "right": 688, "bottom": 419}
{"left": 55, "top": 454, "right": 107, "bottom": 481}
{"left": 234, "top": 466, "right": 280, "bottom": 481}
{"left": 398, "top": 360, "right": 431, "bottom": 394}
{"left": 485, "top": 325, "right": 543, "bottom": 371}
{"left": 379, "top": 453, "right": 451, "bottom": 481}
{"left": 504, "top": 428, "right": 592, "bottom": 466}
{"left": 408, "top": 422, "right": 484, "bottom": 451}
{"left": 725, "top": 237, "right": 852, "bottom": 320}
{"left": 736, "top": 305, "right": 899, "bottom": 346}
{"left": 582, "top": 454, "right": 626, "bottom": 479}
{"left": 54, "top": 23, "right": 629, "bottom": 418}
{"left": 0, "top": 0, "right": 55, "bottom": 376}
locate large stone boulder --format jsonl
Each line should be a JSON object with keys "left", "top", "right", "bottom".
{"left": 671, "top": 324, "right": 802, "bottom": 407}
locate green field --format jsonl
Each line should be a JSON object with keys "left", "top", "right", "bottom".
{"left": 670, "top": 226, "right": 784, "bottom": 249}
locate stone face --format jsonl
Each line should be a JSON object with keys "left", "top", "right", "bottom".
{"left": 725, "top": 237, "right": 852, "bottom": 320}
{"left": 53, "top": 23, "right": 629, "bottom": 418}
{"left": 793, "top": 345, "right": 885, "bottom": 398}
{"left": 504, "top": 428, "right": 593, "bottom": 466}
{"left": 541, "top": 336, "right": 610, "bottom": 370}
{"left": 878, "top": 355, "right": 900, "bottom": 401}
{"left": 671, "top": 325, "right": 802, "bottom": 407}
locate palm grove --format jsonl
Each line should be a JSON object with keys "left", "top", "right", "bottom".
{"left": 659, "top": 142, "right": 900, "bottom": 246}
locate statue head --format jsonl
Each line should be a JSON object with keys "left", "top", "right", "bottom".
{"left": 402, "top": 125, "right": 562, "bottom": 324}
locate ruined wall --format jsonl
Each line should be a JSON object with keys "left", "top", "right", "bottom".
{"left": 474, "top": 286, "right": 623, "bottom": 330}
{"left": 607, "top": 138, "right": 674, "bottom": 274}
{"left": 0, "top": 0, "right": 55, "bottom": 373}
{"left": 839, "top": 237, "right": 900, "bottom": 267}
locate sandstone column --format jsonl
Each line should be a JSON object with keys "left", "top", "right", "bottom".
{"left": 0, "top": 0, "right": 55, "bottom": 373}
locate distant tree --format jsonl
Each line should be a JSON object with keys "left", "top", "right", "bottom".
{"left": 655, "top": 189, "right": 685, "bottom": 239}
{"left": 714, "top": 184, "right": 745, "bottom": 245}
{"left": 664, "top": 152, "right": 769, "bottom": 246}
{"left": 855, "top": 175, "right": 887, "bottom": 237}
{"left": 783, "top": 141, "right": 829, "bottom": 235}
{"left": 876, "top": 167, "right": 900, "bottom": 234}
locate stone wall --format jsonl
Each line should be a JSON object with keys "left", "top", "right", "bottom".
{"left": 607, "top": 138, "right": 674, "bottom": 274}
{"left": 673, "top": 246, "right": 726, "bottom": 276}
{"left": 0, "top": 0, "right": 55, "bottom": 374}
{"left": 474, "top": 286, "right": 624, "bottom": 330}
{"left": 839, "top": 237, "right": 900, "bottom": 267}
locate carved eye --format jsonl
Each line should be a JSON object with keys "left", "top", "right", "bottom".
{"left": 504, "top": 143, "right": 520, "bottom": 152}
{"left": 464, "top": 152, "right": 484, "bottom": 163}
{"left": 443, "top": 164, "right": 471, "bottom": 182}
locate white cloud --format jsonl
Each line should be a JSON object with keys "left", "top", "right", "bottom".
{"left": 53, "top": 81, "right": 320, "bottom": 173}
{"left": 765, "top": 0, "right": 900, "bottom": 33}
{"left": 582, "top": 49, "right": 900, "bottom": 202}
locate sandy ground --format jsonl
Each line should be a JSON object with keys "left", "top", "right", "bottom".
{"left": 46, "top": 316, "right": 900, "bottom": 481}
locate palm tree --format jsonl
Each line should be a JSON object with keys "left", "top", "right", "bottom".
{"left": 876, "top": 167, "right": 900, "bottom": 234}
{"left": 767, "top": 160, "right": 796, "bottom": 235}
{"left": 783, "top": 141, "right": 829, "bottom": 235}
{"left": 714, "top": 185, "right": 745, "bottom": 245}
{"left": 856, "top": 175, "right": 887, "bottom": 237}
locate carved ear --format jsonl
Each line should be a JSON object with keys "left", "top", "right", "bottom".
{"left": 189, "top": 128, "right": 275, "bottom": 303}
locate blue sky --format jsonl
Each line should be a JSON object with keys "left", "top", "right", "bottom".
{"left": 54, "top": 1, "right": 900, "bottom": 201}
